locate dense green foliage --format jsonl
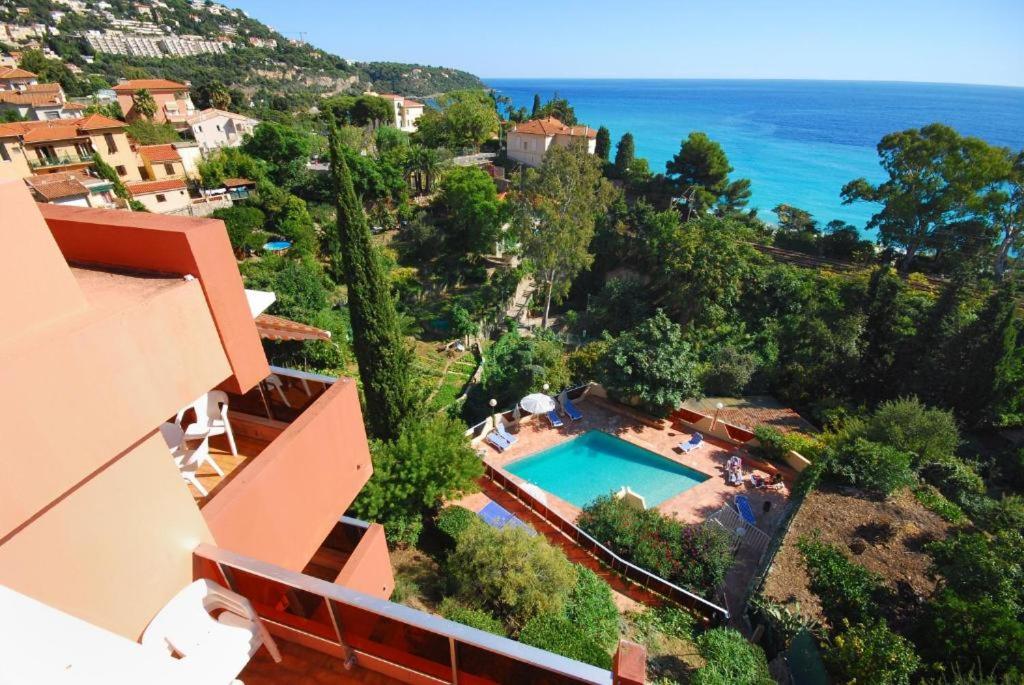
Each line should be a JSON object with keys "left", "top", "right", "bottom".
{"left": 797, "top": 535, "right": 883, "bottom": 625}
{"left": 125, "top": 120, "right": 182, "bottom": 145}
{"left": 243, "top": 122, "right": 312, "bottom": 189}
{"left": 435, "top": 505, "right": 479, "bottom": 547}
{"left": 826, "top": 437, "right": 915, "bottom": 496}
{"left": 825, "top": 619, "right": 920, "bottom": 685}
{"left": 350, "top": 415, "right": 482, "bottom": 545}
{"left": 438, "top": 598, "right": 505, "bottom": 636}
{"left": 578, "top": 495, "right": 733, "bottom": 594}
{"left": 666, "top": 132, "right": 751, "bottom": 218}
{"left": 212, "top": 206, "right": 268, "bottom": 256}
{"left": 481, "top": 330, "right": 570, "bottom": 408}
{"left": 690, "top": 628, "right": 774, "bottom": 685}
{"left": 435, "top": 167, "right": 504, "bottom": 262}
{"left": 329, "top": 128, "right": 415, "bottom": 440}
{"left": 415, "top": 90, "right": 500, "bottom": 150}
{"left": 518, "top": 612, "right": 612, "bottom": 669}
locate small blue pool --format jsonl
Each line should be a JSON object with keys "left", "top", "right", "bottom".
{"left": 505, "top": 431, "right": 709, "bottom": 508}
{"left": 263, "top": 240, "right": 292, "bottom": 251}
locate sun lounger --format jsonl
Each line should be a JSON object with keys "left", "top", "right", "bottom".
{"left": 735, "top": 494, "right": 757, "bottom": 525}
{"left": 477, "top": 501, "right": 534, "bottom": 534}
{"left": 496, "top": 421, "right": 518, "bottom": 445}
{"left": 562, "top": 397, "right": 583, "bottom": 421}
{"left": 546, "top": 410, "right": 564, "bottom": 428}
{"left": 485, "top": 431, "right": 510, "bottom": 452}
{"left": 678, "top": 432, "right": 703, "bottom": 452}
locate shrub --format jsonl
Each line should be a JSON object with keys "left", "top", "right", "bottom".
{"left": 391, "top": 576, "right": 419, "bottom": 604}
{"left": 481, "top": 330, "right": 570, "bottom": 408}
{"left": 577, "top": 495, "right": 733, "bottom": 594}
{"left": 825, "top": 619, "right": 920, "bottom": 685}
{"left": 921, "top": 590, "right": 1024, "bottom": 680}
{"left": 911, "top": 484, "right": 966, "bottom": 523}
{"left": 631, "top": 606, "right": 697, "bottom": 643}
{"left": 755, "top": 426, "right": 821, "bottom": 463}
{"left": 927, "top": 531, "right": 1024, "bottom": 609}
{"left": 518, "top": 612, "right": 612, "bottom": 669}
{"left": 859, "top": 398, "right": 960, "bottom": 466}
{"left": 211, "top": 205, "right": 268, "bottom": 255}
{"left": 919, "top": 456, "right": 985, "bottom": 504}
{"left": 691, "top": 628, "right": 774, "bottom": 685}
{"left": 435, "top": 506, "right": 478, "bottom": 547}
{"left": 565, "top": 567, "right": 620, "bottom": 651}
{"left": 701, "top": 345, "right": 758, "bottom": 396}
{"left": 438, "top": 598, "right": 505, "bottom": 636}
{"left": 826, "top": 437, "right": 914, "bottom": 496}
{"left": 971, "top": 494, "right": 1024, "bottom": 534}
{"left": 798, "top": 535, "right": 882, "bottom": 624}
{"left": 448, "top": 524, "right": 577, "bottom": 630}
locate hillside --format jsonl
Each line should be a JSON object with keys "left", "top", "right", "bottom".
{"left": 0, "top": 0, "right": 483, "bottom": 104}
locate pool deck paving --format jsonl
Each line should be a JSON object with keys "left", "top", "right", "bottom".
{"left": 452, "top": 396, "right": 797, "bottom": 625}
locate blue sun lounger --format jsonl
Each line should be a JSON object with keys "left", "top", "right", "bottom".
{"left": 496, "top": 421, "right": 518, "bottom": 446}
{"left": 546, "top": 410, "right": 564, "bottom": 428}
{"left": 562, "top": 397, "right": 583, "bottom": 421}
{"left": 485, "top": 431, "right": 510, "bottom": 452}
{"left": 678, "top": 432, "right": 703, "bottom": 453}
{"left": 478, "top": 501, "right": 534, "bottom": 534}
{"left": 735, "top": 494, "right": 757, "bottom": 525}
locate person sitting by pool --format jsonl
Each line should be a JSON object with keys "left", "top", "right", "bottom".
{"left": 750, "top": 471, "right": 767, "bottom": 488}
{"left": 725, "top": 456, "right": 743, "bottom": 486}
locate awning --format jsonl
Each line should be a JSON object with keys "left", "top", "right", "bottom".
{"left": 255, "top": 314, "right": 332, "bottom": 342}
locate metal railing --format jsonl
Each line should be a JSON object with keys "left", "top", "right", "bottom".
{"left": 484, "top": 464, "right": 730, "bottom": 625}
{"left": 28, "top": 152, "right": 92, "bottom": 169}
{"left": 194, "top": 544, "right": 612, "bottom": 685}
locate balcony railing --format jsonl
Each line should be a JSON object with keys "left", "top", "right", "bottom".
{"left": 28, "top": 153, "right": 93, "bottom": 169}
{"left": 194, "top": 543, "right": 614, "bottom": 685}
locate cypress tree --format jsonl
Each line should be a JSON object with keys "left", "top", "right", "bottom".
{"left": 899, "top": 275, "right": 969, "bottom": 404}
{"left": 595, "top": 126, "right": 611, "bottom": 161}
{"left": 531, "top": 93, "right": 541, "bottom": 118}
{"left": 856, "top": 267, "right": 911, "bottom": 402}
{"left": 614, "top": 132, "right": 635, "bottom": 177}
{"left": 329, "top": 126, "right": 415, "bottom": 440}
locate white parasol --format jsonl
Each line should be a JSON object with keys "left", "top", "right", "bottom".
{"left": 520, "top": 393, "right": 556, "bottom": 414}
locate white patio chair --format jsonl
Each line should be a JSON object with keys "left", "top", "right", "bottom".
{"left": 264, "top": 374, "right": 291, "bottom": 407}
{"left": 178, "top": 391, "right": 238, "bottom": 456}
{"left": 159, "top": 422, "right": 215, "bottom": 496}
{"left": 141, "top": 579, "right": 281, "bottom": 681}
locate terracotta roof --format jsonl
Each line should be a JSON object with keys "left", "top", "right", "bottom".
{"left": 138, "top": 143, "right": 181, "bottom": 163}
{"left": 681, "top": 396, "right": 818, "bottom": 435}
{"left": 125, "top": 178, "right": 187, "bottom": 196}
{"left": 22, "top": 124, "right": 85, "bottom": 143}
{"left": 112, "top": 79, "right": 189, "bottom": 92}
{"left": 0, "top": 67, "right": 36, "bottom": 80}
{"left": 511, "top": 117, "right": 597, "bottom": 139}
{"left": 63, "top": 102, "right": 87, "bottom": 111}
{"left": 0, "top": 90, "right": 61, "bottom": 106}
{"left": 402, "top": 99, "right": 424, "bottom": 108}
{"left": 24, "top": 172, "right": 89, "bottom": 200}
{"left": 24, "top": 82, "right": 60, "bottom": 94}
{"left": 75, "top": 113, "right": 126, "bottom": 130}
{"left": 0, "top": 115, "right": 124, "bottom": 142}
{"left": 186, "top": 107, "right": 257, "bottom": 125}
{"left": 255, "top": 313, "right": 332, "bottom": 342}
{"left": 223, "top": 177, "right": 255, "bottom": 187}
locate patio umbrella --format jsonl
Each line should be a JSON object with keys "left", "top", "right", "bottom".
{"left": 520, "top": 393, "right": 556, "bottom": 414}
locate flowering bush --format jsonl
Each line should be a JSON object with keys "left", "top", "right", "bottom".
{"left": 825, "top": 619, "right": 920, "bottom": 685}
{"left": 578, "top": 495, "right": 733, "bottom": 595}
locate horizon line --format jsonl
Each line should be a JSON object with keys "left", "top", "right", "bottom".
{"left": 479, "top": 76, "right": 1024, "bottom": 90}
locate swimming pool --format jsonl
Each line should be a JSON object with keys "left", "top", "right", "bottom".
{"left": 504, "top": 430, "right": 709, "bottom": 508}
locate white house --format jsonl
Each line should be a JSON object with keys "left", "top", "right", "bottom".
{"left": 187, "top": 108, "right": 260, "bottom": 153}
{"left": 375, "top": 94, "right": 424, "bottom": 133}
{"left": 506, "top": 116, "right": 597, "bottom": 167}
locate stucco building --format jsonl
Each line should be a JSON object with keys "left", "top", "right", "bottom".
{"left": 187, "top": 107, "right": 259, "bottom": 152}
{"left": 112, "top": 78, "right": 195, "bottom": 125}
{"left": 506, "top": 116, "right": 598, "bottom": 167}
{"left": 0, "top": 114, "right": 140, "bottom": 182}
{"left": 377, "top": 93, "right": 425, "bottom": 132}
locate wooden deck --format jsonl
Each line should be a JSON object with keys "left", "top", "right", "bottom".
{"left": 241, "top": 639, "right": 404, "bottom": 685}
{"left": 185, "top": 432, "right": 270, "bottom": 507}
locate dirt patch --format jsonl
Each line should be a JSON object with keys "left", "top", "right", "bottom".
{"left": 389, "top": 546, "right": 447, "bottom": 614}
{"left": 762, "top": 485, "right": 952, "bottom": 631}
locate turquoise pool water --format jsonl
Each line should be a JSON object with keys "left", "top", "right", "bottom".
{"left": 505, "top": 431, "right": 708, "bottom": 508}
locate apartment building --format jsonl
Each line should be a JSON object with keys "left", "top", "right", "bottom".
{"left": 507, "top": 116, "right": 598, "bottom": 167}
{"left": 113, "top": 78, "right": 195, "bottom": 125}
{"left": 377, "top": 93, "right": 425, "bottom": 132}
{"left": 0, "top": 82, "right": 86, "bottom": 121}
{"left": 0, "top": 114, "right": 140, "bottom": 182}
{"left": 86, "top": 30, "right": 231, "bottom": 58}
{"left": 0, "top": 182, "right": 639, "bottom": 685}
{"left": 187, "top": 107, "right": 259, "bottom": 152}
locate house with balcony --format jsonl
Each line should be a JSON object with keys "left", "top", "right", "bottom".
{"left": 112, "top": 78, "right": 195, "bottom": 126}
{"left": 0, "top": 180, "right": 645, "bottom": 685}
{"left": 376, "top": 93, "right": 425, "bottom": 132}
{"left": 0, "top": 65, "right": 38, "bottom": 90}
{"left": 187, "top": 107, "right": 260, "bottom": 153}
{"left": 507, "top": 116, "right": 598, "bottom": 167}
{"left": 0, "top": 113, "right": 140, "bottom": 182}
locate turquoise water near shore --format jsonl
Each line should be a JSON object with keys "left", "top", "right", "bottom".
{"left": 486, "top": 79, "right": 1024, "bottom": 233}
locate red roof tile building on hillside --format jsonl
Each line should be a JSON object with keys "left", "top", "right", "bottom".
{"left": 0, "top": 180, "right": 642, "bottom": 684}
{"left": 112, "top": 78, "right": 196, "bottom": 125}
{"left": 136, "top": 143, "right": 188, "bottom": 181}
{"left": 0, "top": 81, "right": 82, "bottom": 121}
{"left": 372, "top": 92, "right": 424, "bottom": 132}
{"left": 23, "top": 169, "right": 117, "bottom": 208}
{"left": 507, "top": 116, "right": 598, "bottom": 167}
{"left": 0, "top": 114, "right": 141, "bottom": 182}
{"left": 124, "top": 177, "right": 190, "bottom": 213}
{"left": 0, "top": 66, "right": 38, "bottom": 91}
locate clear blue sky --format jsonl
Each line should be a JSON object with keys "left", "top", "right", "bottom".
{"left": 230, "top": 0, "right": 1024, "bottom": 87}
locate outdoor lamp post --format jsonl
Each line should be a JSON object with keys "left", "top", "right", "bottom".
{"left": 543, "top": 383, "right": 550, "bottom": 392}
{"left": 711, "top": 402, "right": 724, "bottom": 432}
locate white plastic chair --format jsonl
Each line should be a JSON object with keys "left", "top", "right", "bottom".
{"left": 178, "top": 391, "right": 238, "bottom": 456}
{"left": 264, "top": 374, "right": 291, "bottom": 408}
{"left": 159, "top": 422, "right": 215, "bottom": 496}
{"left": 141, "top": 579, "right": 281, "bottom": 681}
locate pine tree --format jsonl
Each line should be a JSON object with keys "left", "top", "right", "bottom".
{"left": 329, "top": 125, "right": 415, "bottom": 440}
{"left": 857, "top": 267, "right": 913, "bottom": 402}
{"left": 531, "top": 93, "right": 541, "bottom": 118}
{"left": 899, "top": 276, "right": 969, "bottom": 404}
{"left": 595, "top": 126, "right": 611, "bottom": 161}
{"left": 614, "top": 132, "right": 635, "bottom": 177}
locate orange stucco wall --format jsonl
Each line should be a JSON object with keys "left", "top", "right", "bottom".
{"left": 202, "top": 380, "right": 375, "bottom": 572}
{"left": 39, "top": 203, "right": 270, "bottom": 394}
{"left": 0, "top": 432, "right": 215, "bottom": 640}
{"left": 333, "top": 523, "right": 395, "bottom": 600}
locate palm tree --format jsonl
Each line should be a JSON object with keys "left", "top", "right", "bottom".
{"left": 406, "top": 145, "right": 443, "bottom": 195}
{"left": 132, "top": 89, "right": 157, "bottom": 119}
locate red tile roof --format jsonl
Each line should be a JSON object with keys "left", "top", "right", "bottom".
{"left": 255, "top": 313, "right": 332, "bottom": 342}
{"left": 138, "top": 143, "right": 181, "bottom": 163}
{"left": 0, "top": 90, "right": 61, "bottom": 106}
{"left": 125, "top": 178, "right": 187, "bottom": 196}
{"left": 24, "top": 82, "right": 60, "bottom": 94}
{"left": 0, "top": 67, "right": 36, "bottom": 80}
{"left": 511, "top": 117, "right": 597, "bottom": 139}
{"left": 223, "top": 177, "right": 255, "bottom": 187}
{"left": 76, "top": 113, "right": 127, "bottom": 130}
{"left": 22, "top": 124, "right": 86, "bottom": 143}
{"left": 402, "top": 99, "right": 424, "bottom": 108}
{"left": 24, "top": 172, "right": 91, "bottom": 200}
{"left": 112, "top": 79, "right": 189, "bottom": 93}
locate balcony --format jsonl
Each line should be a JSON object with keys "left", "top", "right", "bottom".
{"left": 28, "top": 152, "right": 93, "bottom": 170}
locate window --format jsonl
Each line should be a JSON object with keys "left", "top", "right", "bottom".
{"left": 103, "top": 133, "right": 117, "bottom": 154}
{"left": 196, "top": 125, "right": 202, "bottom": 132}
{"left": 138, "top": 166, "right": 148, "bottom": 179}
{"left": 44, "top": 110, "right": 60, "bottom": 120}
{"left": 164, "top": 163, "right": 174, "bottom": 175}
{"left": 522, "top": 141, "right": 528, "bottom": 150}
{"left": 155, "top": 194, "right": 167, "bottom": 203}
{"left": 216, "top": 124, "right": 222, "bottom": 132}
{"left": 115, "top": 165, "right": 127, "bottom": 176}
{"left": 0, "top": 143, "right": 10, "bottom": 162}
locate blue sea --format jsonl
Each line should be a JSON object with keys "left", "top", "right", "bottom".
{"left": 486, "top": 79, "right": 1024, "bottom": 234}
